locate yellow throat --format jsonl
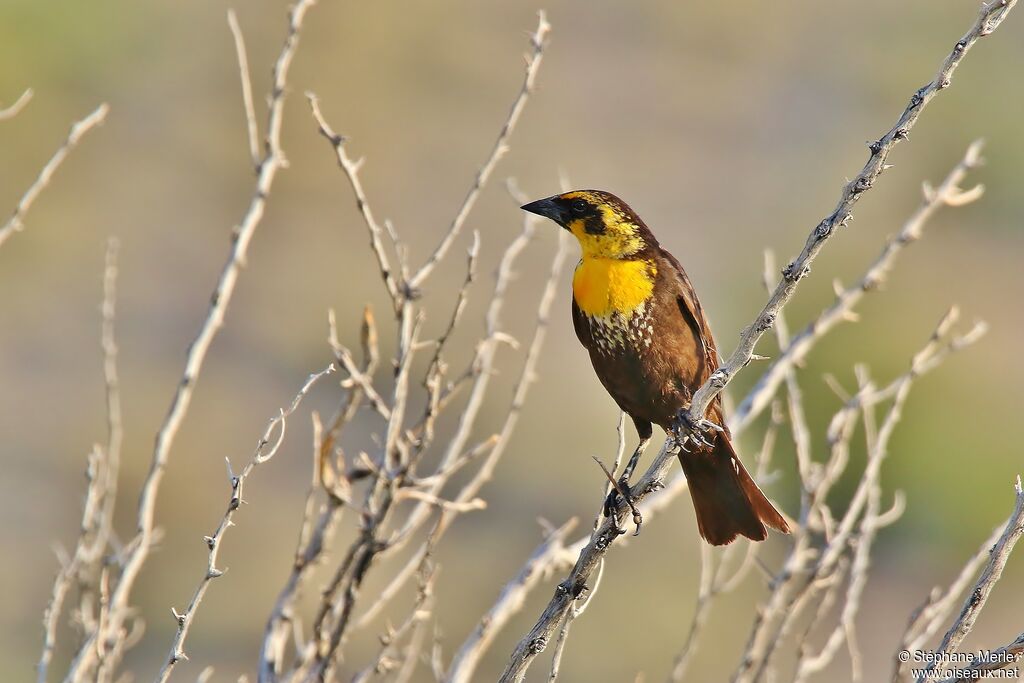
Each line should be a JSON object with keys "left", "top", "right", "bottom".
{"left": 557, "top": 190, "right": 657, "bottom": 317}
{"left": 572, "top": 257, "right": 656, "bottom": 318}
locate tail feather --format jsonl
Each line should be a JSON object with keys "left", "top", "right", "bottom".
{"left": 678, "top": 435, "right": 789, "bottom": 545}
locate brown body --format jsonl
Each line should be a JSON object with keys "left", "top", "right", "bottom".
{"left": 524, "top": 190, "right": 789, "bottom": 545}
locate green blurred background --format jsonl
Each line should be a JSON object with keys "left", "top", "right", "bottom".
{"left": 2, "top": 1, "right": 1022, "bottom": 680}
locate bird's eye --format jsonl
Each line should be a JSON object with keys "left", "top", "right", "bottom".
{"left": 570, "top": 199, "right": 588, "bottom": 215}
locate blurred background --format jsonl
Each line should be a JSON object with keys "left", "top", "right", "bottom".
{"left": 2, "top": 1, "right": 1022, "bottom": 680}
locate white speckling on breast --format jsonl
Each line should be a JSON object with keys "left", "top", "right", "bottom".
{"left": 586, "top": 300, "right": 654, "bottom": 355}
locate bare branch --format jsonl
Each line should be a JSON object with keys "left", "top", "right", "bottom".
{"left": 38, "top": 239, "right": 122, "bottom": 683}
{"left": 258, "top": 311, "right": 378, "bottom": 683}
{"left": 328, "top": 309, "right": 392, "bottom": 420}
{"left": 446, "top": 520, "right": 578, "bottom": 683}
{"left": 97, "top": 236, "right": 124, "bottom": 560}
{"left": 948, "top": 631, "right": 1024, "bottom": 683}
{"left": 734, "top": 141, "right": 985, "bottom": 432}
{"left": 155, "top": 364, "right": 334, "bottom": 683}
{"left": 1, "top": 103, "right": 108, "bottom": 250}
{"left": 227, "top": 9, "right": 261, "bottom": 169}
{"left": 895, "top": 522, "right": 1006, "bottom": 679}
{"left": 916, "top": 477, "right": 1024, "bottom": 681}
{"left": 547, "top": 558, "right": 603, "bottom": 682}
{"left": 351, "top": 566, "right": 437, "bottom": 683}
{"left": 0, "top": 87, "right": 33, "bottom": 120}
{"left": 407, "top": 10, "right": 551, "bottom": 290}
{"left": 354, "top": 227, "right": 572, "bottom": 638}
{"left": 307, "top": 94, "right": 403, "bottom": 306}
{"left": 669, "top": 408, "right": 783, "bottom": 682}
{"left": 733, "top": 310, "right": 985, "bottom": 683}
{"left": 687, "top": 0, "right": 1014, "bottom": 433}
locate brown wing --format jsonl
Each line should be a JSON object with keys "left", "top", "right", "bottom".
{"left": 657, "top": 247, "right": 720, "bottom": 377}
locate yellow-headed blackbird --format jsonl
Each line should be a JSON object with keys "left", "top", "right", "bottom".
{"left": 522, "top": 190, "right": 789, "bottom": 545}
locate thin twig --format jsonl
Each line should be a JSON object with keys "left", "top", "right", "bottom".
{"left": 917, "top": 476, "right": 1024, "bottom": 681}
{"left": 792, "top": 399, "right": 905, "bottom": 683}
{"left": 350, "top": 567, "right": 438, "bottom": 683}
{"left": 734, "top": 141, "right": 985, "bottom": 432}
{"left": 0, "top": 87, "right": 33, "bottom": 120}
{"left": 258, "top": 311, "right": 378, "bottom": 683}
{"left": 1, "top": 103, "right": 108, "bottom": 249}
{"left": 548, "top": 559, "right": 604, "bottom": 682}
{"left": 37, "top": 240, "right": 122, "bottom": 683}
{"left": 688, "top": 0, "right": 1014, "bottom": 437}
{"left": 894, "top": 522, "right": 1006, "bottom": 680}
{"left": 948, "top": 631, "right": 1024, "bottom": 683}
{"left": 446, "top": 520, "right": 578, "bottom": 683}
{"left": 156, "top": 365, "right": 334, "bottom": 682}
{"left": 668, "top": 410, "right": 783, "bottom": 682}
{"left": 357, "top": 195, "right": 550, "bottom": 595}
{"left": 407, "top": 10, "right": 551, "bottom": 290}
{"left": 307, "top": 94, "right": 402, "bottom": 307}
{"left": 356, "top": 227, "right": 571, "bottom": 640}
{"left": 96, "top": 236, "right": 124, "bottom": 571}
{"left": 227, "top": 9, "right": 261, "bottom": 170}
{"left": 733, "top": 310, "right": 985, "bottom": 683}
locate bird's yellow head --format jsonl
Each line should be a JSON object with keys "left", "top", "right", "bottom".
{"left": 521, "top": 190, "right": 655, "bottom": 260}
{"left": 522, "top": 190, "right": 659, "bottom": 317}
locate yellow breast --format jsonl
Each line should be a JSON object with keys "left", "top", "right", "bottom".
{"left": 572, "top": 257, "right": 656, "bottom": 318}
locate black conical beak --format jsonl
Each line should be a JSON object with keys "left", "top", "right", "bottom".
{"left": 520, "top": 197, "right": 567, "bottom": 225}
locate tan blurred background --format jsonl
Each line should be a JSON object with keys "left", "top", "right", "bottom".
{"left": 2, "top": 1, "right": 1023, "bottom": 680}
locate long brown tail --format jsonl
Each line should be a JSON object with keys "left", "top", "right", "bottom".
{"left": 678, "top": 435, "right": 790, "bottom": 545}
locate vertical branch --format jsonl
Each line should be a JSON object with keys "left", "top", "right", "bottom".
{"left": 37, "top": 239, "right": 122, "bottom": 683}
{"left": 95, "top": 236, "right": 124, "bottom": 564}
{"left": 227, "top": 9, "right": 261, "bottom": 169}
{"left": 258, "top": 309, "right": 378, "bottom": 683}
{"left": 355, "top": 224, "right": 571, "bottom": 641}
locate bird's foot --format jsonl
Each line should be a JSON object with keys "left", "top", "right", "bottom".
{"left": 603, "top": 476, "right": 643, "bottom": 536}
{"left": 672, "top": 408, "right": 723, "bottom": 451}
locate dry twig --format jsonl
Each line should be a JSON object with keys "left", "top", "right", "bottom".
{"left": 37, "top": 239, "right": 122, "bottom": 683}
{"left": 914, "top": 477, "right": 1024, "bottom": 682}
{"left": 1, "top": 103, "right": 108, "bottom": 250}
{"left": 156, "top": 365, "right": 335, "bottom": 682}
{"left": 0, "top": 87, "right": 33, "bottom": 120}
{"left": 407, "top": 10, "right": 551, "bottom": 290}
{"left": 734, "top": 309, "right": 985, "bottom": 683}
{"left": 733, "top": 140, "right": 986, "bottom": 432}
{"left": 686, "top": 0, "right": 1014, "bottom": 435}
